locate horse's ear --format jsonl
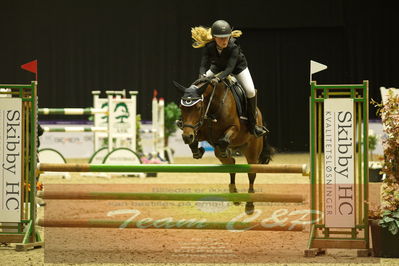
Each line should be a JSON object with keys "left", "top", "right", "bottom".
{"left": 172, "top": 81, "right": 186, "bottom": 93}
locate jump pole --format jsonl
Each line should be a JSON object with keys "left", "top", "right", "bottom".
{"left": 37, "top": 219, "right": 304, "bottom": 231}
{"left": 38, "top": 108, "right": 107, "bottom": 115}
{"left": 37, "top": 191, "right": 305, "bottom": 203}
{"left": 37, "top": 163, "right": 308, "bottom": 175}
{"left": 42, "top": 126, "right": 107, "bottom": 132}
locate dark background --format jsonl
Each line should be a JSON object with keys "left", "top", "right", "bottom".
{"left": 1, "top": 0, "right": 398, "bottom": 151}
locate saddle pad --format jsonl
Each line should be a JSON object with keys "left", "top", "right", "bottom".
{"left": 224, "top": 76, "right": 247, "bottom": 119}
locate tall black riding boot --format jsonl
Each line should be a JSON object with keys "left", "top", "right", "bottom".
{"left": 247, "top": 95, "right": 268, "bottom": 137}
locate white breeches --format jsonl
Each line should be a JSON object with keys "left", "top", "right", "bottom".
{"left": 205, "top": 67, "right": 256, "bottom": 98}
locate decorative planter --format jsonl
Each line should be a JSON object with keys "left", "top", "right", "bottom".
{"left": 370, "top": 219, "right": 399, "bottom": 257}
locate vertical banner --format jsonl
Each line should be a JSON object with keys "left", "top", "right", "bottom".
{"left": 0, "top": 98, "right": 22, "bottom": 222}
{"left": 93, "top": 96, "right": 109, "bottom": 151}
{"left": 324, "top": 99, "right": 355, "bottom": 228}
{"left": 109, "top": 98, "right": 135, "bottom": 150}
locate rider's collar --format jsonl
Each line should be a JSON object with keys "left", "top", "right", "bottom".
{"left": 181, "top": 95, "right": 204, "bottom": 107}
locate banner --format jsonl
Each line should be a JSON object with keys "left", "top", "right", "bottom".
{"left": 324, "top": 98, "right": 355, "bottom": 228}
{"left": 0, "top": 98, "right": 22, "bottom": 222}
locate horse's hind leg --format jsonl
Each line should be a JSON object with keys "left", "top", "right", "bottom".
{"left": 216, "top": 156, "right": 240, "bottom": 206}
{"left": 243, "top": 139, "right": 264, "bottom": 215}
{"left": 245, "top": 173, "right": 256, "bottom": 215}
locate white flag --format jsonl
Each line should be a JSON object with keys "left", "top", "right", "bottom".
{"left": 310, "top": 60, "right": 327, "bottom": 83}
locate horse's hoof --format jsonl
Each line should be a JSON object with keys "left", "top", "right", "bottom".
{"left": 245, "top": 202, "right": 255, "bottom": 215}
{"left": 229, "top": 184, "right": 241, "bottom": 206}
{"left": 219, "top": 149, "right": 231, "bottom": 158}
{"left": 192, "top": 147, "right": 205, "bottom": 159}
{"left": 228, "top": 185, "right": 240, "bottom": 205}
{"left": 217, "top": 138, "right": 230, "bottom": 149}
{"left": 229, "top": 185, "right": 238, "bottom": 194}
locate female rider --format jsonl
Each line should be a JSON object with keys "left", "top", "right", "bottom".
{"left": 191, "top": 20, "right": 267, "bottom": 137}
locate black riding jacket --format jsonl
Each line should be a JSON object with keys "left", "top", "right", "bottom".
{"left": 199, "top": 38, "right": 248, "bottom": 80}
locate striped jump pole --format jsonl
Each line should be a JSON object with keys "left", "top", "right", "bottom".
{"left": 37, "top": 191, "right": 305, "bottom": 203}
{"left": 140, "top": 129, "right": 157, "bottom": 134}
{"left": 39, "top": 108, "right": 107, "bottom": 115}
{"left": 42, "top": 127, "right": 107, "bottom": 133}
{"left": 37, "top": 163, "right": 309, "bottom": 175}
{"left": 37, "top": 219, "right": 304, "bottom": 231}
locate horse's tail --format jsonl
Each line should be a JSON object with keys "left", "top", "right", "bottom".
{"left": 258, "top": 123, "right": 275, "bottom": 164}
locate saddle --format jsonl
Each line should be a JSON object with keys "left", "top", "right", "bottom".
{"left": 189, "top": 76, "right": 247, "bottom": 120}
{"left": 222, "top": 76, "right": 247, "bottom": 120}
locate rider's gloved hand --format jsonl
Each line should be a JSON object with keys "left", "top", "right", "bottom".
{"left": 210, "top": 77, "right": 220, "bottom": 86}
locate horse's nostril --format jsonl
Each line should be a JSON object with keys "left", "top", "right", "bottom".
{"left": 182, "top": 134, "right": 194, "bottom": 144}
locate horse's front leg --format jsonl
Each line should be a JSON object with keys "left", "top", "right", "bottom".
{"left": 216, "top": 125, "right": 239, "bottom": 158}
{"left": 189, "top": 140, "right": 205, "bottom": 159}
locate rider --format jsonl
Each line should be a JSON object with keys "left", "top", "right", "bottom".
{"left": 191, "top": 19, "right": 268, "bottom": 137}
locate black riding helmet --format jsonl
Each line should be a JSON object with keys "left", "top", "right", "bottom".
{"left": 211, "top": 20, "right": 232, "bottom": 38}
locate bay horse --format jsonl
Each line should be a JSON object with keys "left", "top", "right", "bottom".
{"left": 173, "top": 77, "right": 273, "bottom": 215}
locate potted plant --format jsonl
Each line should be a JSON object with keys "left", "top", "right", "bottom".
{"left": 164, "top": 102, "right": 181, "bottom": 147}
{"left": 370, "top": 89, "right": 399, "bottom": 257}
{"left": 369, "top": 183, "right": 399, "bottom": 257}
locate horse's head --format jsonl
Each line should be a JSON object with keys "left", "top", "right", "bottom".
{"left": 173, "top": 79, "right": 209, "bottom": 144}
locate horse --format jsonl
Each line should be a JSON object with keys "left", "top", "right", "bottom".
{"left": 173, "top": 77, "right": 273, "bottom": 215}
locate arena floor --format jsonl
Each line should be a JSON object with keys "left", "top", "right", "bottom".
{"left": 1, "top": 153, "right": 397, "bottom": 265}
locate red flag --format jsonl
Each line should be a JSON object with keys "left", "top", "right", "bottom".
{"left": 21, "top": 60, "right": 38, "bottom": 80}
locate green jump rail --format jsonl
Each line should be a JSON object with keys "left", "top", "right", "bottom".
{"left": 37, "top": 191, "right": 305, "bottom": 203}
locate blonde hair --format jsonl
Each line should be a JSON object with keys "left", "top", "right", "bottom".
{"left": 191, "top": 26, "right": 243, "bottom": 48}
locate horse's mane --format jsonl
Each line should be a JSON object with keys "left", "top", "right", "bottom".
{"left": 191, "top": 26, "right": 243, "bottom": 48}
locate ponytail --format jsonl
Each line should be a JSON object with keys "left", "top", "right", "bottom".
{"left": 191, "top": 26, "right": 243, "bottom": 48}
{"left": 231, "top": 30, "right": 243, "bottom": 38}
{"left": 191, "top": 26, "right": 212, "bottom": 48}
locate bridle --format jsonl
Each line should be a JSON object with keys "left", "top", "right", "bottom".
{"left": 180, "top": 95, "right": 205, "bottom": 131}
{"left": 180, "top": 84, "right": 217, "bottom": 133}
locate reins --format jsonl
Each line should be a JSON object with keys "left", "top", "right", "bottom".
{"left": 204, "top": 84, "right": 216, "bottom": 120}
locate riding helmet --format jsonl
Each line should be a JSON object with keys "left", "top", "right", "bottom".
{"left": 211, "top": 20, "right": 232, "bottom": 38}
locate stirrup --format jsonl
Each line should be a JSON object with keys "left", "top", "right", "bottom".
{"left": 253, "top": 125, "right": 268, "bottom": 137}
